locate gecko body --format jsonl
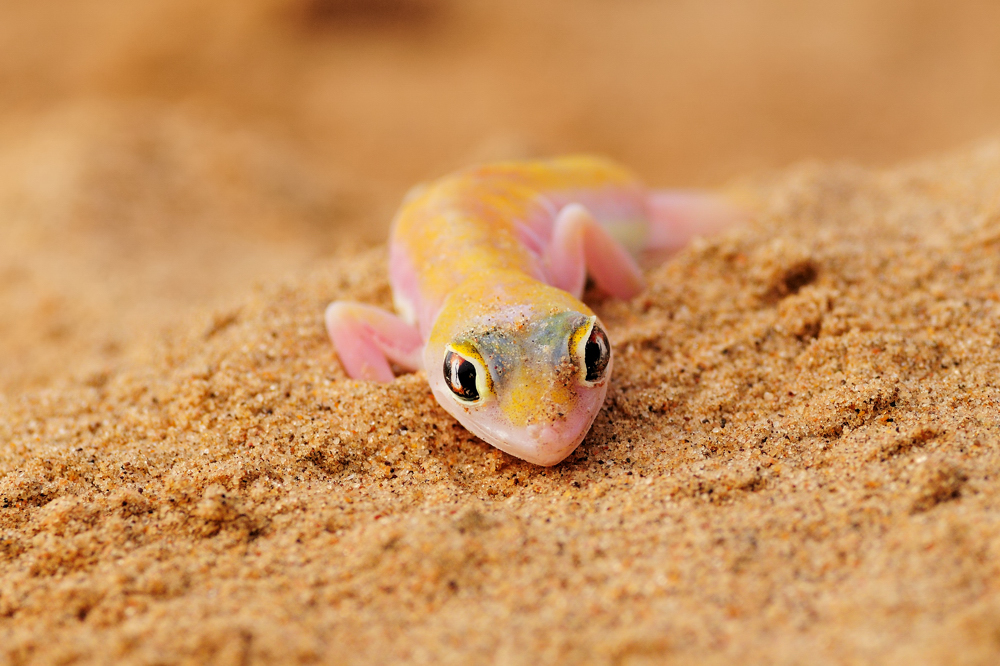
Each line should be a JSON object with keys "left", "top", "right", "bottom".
{"left": 326, "top": 156, "right": 735, "bottom": 465}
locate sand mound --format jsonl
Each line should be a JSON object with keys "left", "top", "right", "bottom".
{"left": 0, "top": 102, "right": 352, "bottom": 394}
{"left": 2, "top": 143, "right": 1000, "bottom": 663}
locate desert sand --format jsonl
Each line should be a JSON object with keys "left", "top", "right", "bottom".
{"left": 3, "top": 141, "right": 1000, "bottom": 663}
{"left": 2, "top": 2, "right": 1000, "bottom": 664}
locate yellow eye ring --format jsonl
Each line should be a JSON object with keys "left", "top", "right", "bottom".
{"left": 571, "top": 317, "right": 611, "bottom": 385}
{"left": 443, "top": 343, "right": 492, "bottom": 404}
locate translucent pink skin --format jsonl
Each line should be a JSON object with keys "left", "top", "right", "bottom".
{"left": 325, "top": 157, "right": 742, "bottom": 465}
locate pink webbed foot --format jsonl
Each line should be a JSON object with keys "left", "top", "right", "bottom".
{"left": 645, "top": 190, "right": 747, "bottom": 253}
{"left": 546, "top": 203, "right": 646, "bottom": 300}
{"left": 325, "top": 301, "right": 423, "bottom": 382}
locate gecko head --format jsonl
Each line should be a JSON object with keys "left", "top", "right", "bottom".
{"left": 426, "top": 306, "right": 612, "bottom": 466}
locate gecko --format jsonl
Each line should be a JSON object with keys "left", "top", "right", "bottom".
{"left": 325, "top": 156, "right": 740, "bottom": 466}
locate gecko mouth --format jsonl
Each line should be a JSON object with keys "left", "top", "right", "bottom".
{"left": 525, "top": 421, "right": 585, "bottom": 452}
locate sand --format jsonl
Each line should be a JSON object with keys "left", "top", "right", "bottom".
{"left": 2, "top": 141, "right": 1000, "bottom": 664}
{"left": 4, "top": 1, "right": 1000, "bottom": 663}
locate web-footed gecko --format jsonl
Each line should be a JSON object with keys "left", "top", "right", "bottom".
{"left": 326, "top": 156, "right": 739, "bottom": 465}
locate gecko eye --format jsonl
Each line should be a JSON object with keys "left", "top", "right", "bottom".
{"left": 571, "top": 318, "right": 611, "bottom": 385}
{"left": 443, "top": 349, "right": 481, "bottom": 402}
{"left": 583, "top": 326, "right": 611, "bottom": 382}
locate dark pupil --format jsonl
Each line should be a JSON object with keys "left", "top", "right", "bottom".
{"left": 584, "top": 327, "right": 610, "bottom": 382}
{"left": 444, "top": 350, "right": 480, "bottom": 401}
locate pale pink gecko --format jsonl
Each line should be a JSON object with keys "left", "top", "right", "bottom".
{"left": 326, "top": 156, "right": 739, "bottom": 465}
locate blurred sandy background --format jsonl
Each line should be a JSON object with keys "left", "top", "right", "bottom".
{"left": 2, "top": 0, "right": 1000, "bottom": 394}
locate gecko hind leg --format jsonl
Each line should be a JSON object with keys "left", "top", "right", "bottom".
{"left": 645, "top": 190, "right": 747, "bottom": 253}
{"left": 325, "top": 301, "right": 423, "bottom": 382}
{"left": 546, "top": 203, "right": 646, "bottom": 301}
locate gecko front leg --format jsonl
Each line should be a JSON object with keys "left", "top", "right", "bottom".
{"left": 325, "top": 302, "right": 423, "bottom": 382}
{"left": 545, "top": 203, "right": 646, "bottom": 300}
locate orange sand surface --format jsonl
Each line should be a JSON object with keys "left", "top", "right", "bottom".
{"left": 2, "top": 1, "right": 1000, "bottom": 664}
{"left": 3, "top": 145, "right": 1000, "bottom": 663}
